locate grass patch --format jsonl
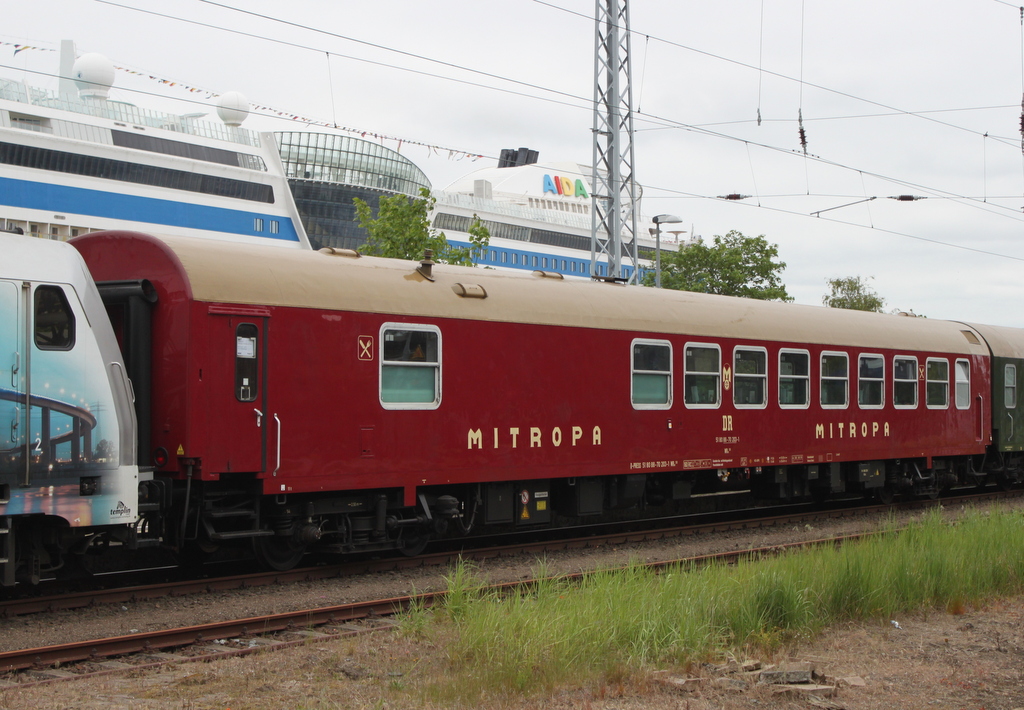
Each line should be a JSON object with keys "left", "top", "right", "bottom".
{"left": 403, "top": 507, "right": 1024, "bottom": 705}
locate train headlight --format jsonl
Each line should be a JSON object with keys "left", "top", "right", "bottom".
{"left": 153, "top": 447, "right": 169, "bottom": 468}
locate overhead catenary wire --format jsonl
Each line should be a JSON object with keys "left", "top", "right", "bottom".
{"left": 17, "top": 3, "right": 1024, "bottom": 265}
{"left": 534, "top": 0, "right": 1023, "bottom": 153}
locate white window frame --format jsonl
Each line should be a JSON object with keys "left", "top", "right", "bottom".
{"left": 631, "top": 338, "right": 673, "bottom": 410}
{"left": 378, "top": 322, "right": 442, "bottom": 410}
{"left": 733, "top": 346, "right": 768, "bottom": 410}
{"left": 778, "top": 349, "right": 810, "bottom": 410}
{"left": 892, "top": 356, "right": 918, "bottom": 409}
{"left": 857, "top": 353, "right": 885, "bottom": 410}
{"left": 955, "top": 358, "right": 971, "bottom": 410}
{"left": 925, "top": 357, "right": 949, "bottom": 409}
{"left": 820, "top": 351, "right": 849, "bottom": 409}
{"left": 683, "top": 342, "right": 721, "bottom": 409}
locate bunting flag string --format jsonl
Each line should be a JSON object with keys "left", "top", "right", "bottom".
{"left": 4, "top": 42, "right": 485, "bottom": 163}
{"left": 3, "top": 42, "right": 56, "bottom": 55}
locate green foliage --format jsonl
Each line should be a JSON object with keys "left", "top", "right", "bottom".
{"left": 353, "top": 187, "right": 489, "bottom": 267}
{"left": 823, "top": 275, "right": 885, "bottom": 312}
{"left": 648, "top": 230, "right": 791, "bottom": 301}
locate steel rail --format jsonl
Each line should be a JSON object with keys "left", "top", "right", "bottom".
{"left": 0, "top": 490, "right": 1020, "bottom": 684}
{"left": 0, "top": 488, "right": 1017, "bottom": 621}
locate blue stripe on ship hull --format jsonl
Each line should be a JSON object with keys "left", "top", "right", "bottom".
{"left": 0, "top": 176, "right": 300, "bottom": 242}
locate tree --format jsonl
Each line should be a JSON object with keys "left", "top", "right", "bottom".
{"left": 647, "top": 230, "right": 791, "bottom": 301}
{"left": 353, "top": 187, "right": 489, "bottom": 267}
{"left": 822, "top": 276, "right": 885, "bottom": 312}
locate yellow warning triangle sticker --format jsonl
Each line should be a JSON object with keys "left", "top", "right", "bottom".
{"left": 176, "top": 444, "right": 184, "bottom": 455}
{"left": 520, "top": 505, "right": 530, "bottom": 520}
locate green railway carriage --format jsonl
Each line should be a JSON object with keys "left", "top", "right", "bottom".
{"left": 969, "top": 324, "right": 1024, "bottom": 476}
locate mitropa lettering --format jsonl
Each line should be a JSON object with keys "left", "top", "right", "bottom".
{"left": 467, "top": 426, "right": 602, "bottom": 449}
{"left": 542, "top": 174, "right": 589, "bottom": 199}
{"left": 815, "top": 421, "right": 890, "bottom": 439}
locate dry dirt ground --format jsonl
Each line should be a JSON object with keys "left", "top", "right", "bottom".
{"left": 1, "top": 500, "right": 1023, "bottom": 709}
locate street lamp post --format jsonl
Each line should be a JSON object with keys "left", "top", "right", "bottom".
{"left": 651, "top": 214, "right": 682, "bottom": 288}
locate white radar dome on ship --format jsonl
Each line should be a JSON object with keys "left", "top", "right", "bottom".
{"left": 72, "top": 53, "right": 115, "bottom": 99}
{"left": 216, "top": 91, "right": 250, "bottom": 127}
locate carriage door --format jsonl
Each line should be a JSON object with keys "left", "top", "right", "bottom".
{"left": 210, "top": 313, "right": 269, "bottom": 475}
{"left": 0, "top": 281, "right": 26, "bottom": 484}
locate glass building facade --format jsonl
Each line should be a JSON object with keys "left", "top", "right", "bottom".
{"left": 275, "top": 132, "right": 430, "bottom": 250}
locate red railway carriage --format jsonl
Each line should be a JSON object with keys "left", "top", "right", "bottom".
{"left": 72, "top": 230, "right": 993, "bottom": 568}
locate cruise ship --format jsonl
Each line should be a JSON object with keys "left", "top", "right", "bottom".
{"left": 1, "top": 41, "right": 675, "bottom": 279}
{"left": 433, "top": 151, "right": 677, "bottom": 281}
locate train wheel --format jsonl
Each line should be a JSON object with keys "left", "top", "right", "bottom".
{"left": 876, "top": 484, "right": 896, "bottom": 505}
{"left": 396, "top": 528, "right": 430, "bottom": 557}
{"left": 253, "top": 536, "right": 306, "bottom": 572}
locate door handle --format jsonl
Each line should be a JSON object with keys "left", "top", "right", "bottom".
{"left": 273, "top": 413, "right": 281, "bottom": 477}
{"left": 253, "top": 408, "right": 263, "bottom": 428}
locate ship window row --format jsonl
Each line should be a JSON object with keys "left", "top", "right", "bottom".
{"left": 527, "top": 197, "right": 590, "bottom": 215}
{"left": 0, "top": 141, "right": 275, "bottom": 203}
{"left": 434, "top": 213, "right": 591, "bottom": 252}
{"left": 477, "top": 246, "right": 640, "bottom": 279}
{"left": 629, "top": 342, "right": 972, "bottom": 411}
{"left": 111, "top": 130, "right": 267, "bottom": 171}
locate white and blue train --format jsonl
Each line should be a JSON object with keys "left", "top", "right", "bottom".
{"left": 0, "top": 232, "right": 139, "bottom": 584}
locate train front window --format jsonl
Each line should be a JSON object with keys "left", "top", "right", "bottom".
{"left": 733, "top": 347, "right": 767, "bottom": 408}
{"left": 893, "top": 356, "right": 918, "bottom": 408}
{"left": 684, "top": 344, "right": 720, "bottom": 407}
{"left": 820, "top": 353, "right": 848, "bottom": 408}
{"left": 33, "top": 285, "right": 75, "bottom": 350}
{"left": 235, "top": 323, "right": 258, "bottom": 402}
{"left": 926, "top": 358, "right": 948, "bottom": 408}
{"left": 380, "top": 325, "right": 441, "bottom": 409}
{"left": 631, "top": 340, "right": 672, "bottom": 408}
{"left": 858, "top": 354, "right": 884, "bottom": 408}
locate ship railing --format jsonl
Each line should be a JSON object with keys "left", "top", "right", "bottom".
{"left": 0, "top": 78, "right": 260, "bottom": 147}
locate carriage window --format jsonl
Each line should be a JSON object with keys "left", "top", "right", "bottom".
{"left": 779, "top": 350, "right": 809, "bottom": 408}
{"left": 632, "top": 340, "right": 672, "bottom": 408}
{"left": 1006, "top": 364, "right": 1017, "bottom": 409}
{"left": 955, "top": 359, "right": 971, "bottom": 410}
{"left": 820, "top": 353, "right": 848, "bottom": 408}
{"left": 734, "top": 347, "right": 767, "bottom": 408}
{"left": 858, "top": 354, "right": 884, "bottom": 408}
{"left": 893, "top": 356, "right": 918, "bottom": 408}
{"left": 34, "top": 286, "right": 75, "bottom": 350}
{"left": 380, "top": 325, "right": 441, "bottom": 409}
{"left": 926, "top": 358, "right": 949, "bottom": 408}
{"left": 235, "top": 323, "right": 258, "bottom": 402}
{"left": 684, "top": 344, "right": 720, "bottom": 407}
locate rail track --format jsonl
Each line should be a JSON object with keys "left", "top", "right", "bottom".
{"left": 1, "top": 488, "right": 1017, "bottom": 620}
{"left": 0, "top": 487, "right": 1019, "bottom": 687}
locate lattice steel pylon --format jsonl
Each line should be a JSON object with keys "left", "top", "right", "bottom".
{"left": 590, "top": 0, "right": 639, "bottom": 283}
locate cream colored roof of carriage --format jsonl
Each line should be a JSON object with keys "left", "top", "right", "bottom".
{"left": 163, "top": 234, "right": 987, "bottom": 355}
{"left": 965, "top": 322, "right": 1024, "bottom": 360}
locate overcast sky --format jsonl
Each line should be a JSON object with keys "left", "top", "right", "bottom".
{"left": 5, "top": 0, "right": 1024, "bottom": 326}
